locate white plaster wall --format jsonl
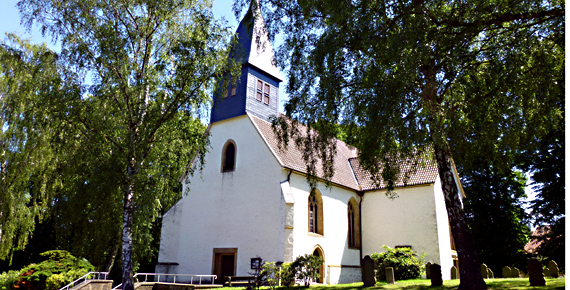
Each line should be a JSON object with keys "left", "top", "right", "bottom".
{"left": 156, "top": 115, "right": 286, "bottom": 277}
{"left": 361, "top": 185, "right": 444, "bottom": 276}
{"left": 327, "top": 266, "right": 362, "bottom": 285}
{"left": 433, "top": 177, "right": 454, "bottom": 280}
{"left": 288, "top": 173, "right": 362, "bottom": 284}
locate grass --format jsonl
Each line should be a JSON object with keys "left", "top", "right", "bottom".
{"left": 243, "top": 278, "right": 564, "bottom": 290}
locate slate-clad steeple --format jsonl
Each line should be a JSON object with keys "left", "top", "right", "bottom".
{"left": 210, "top": 0, "right": 283, "bottom": 124}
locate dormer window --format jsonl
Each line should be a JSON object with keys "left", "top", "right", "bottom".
{"left": 222, "top": 141, "right": 236, "bottom": 172}
{"left": 256, "top": 80, "right": 270, "bottom": 105}
{"left": 226, "top": 85, "right": 236, "bottom": 98}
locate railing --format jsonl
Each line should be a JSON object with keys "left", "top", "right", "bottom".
{"left": 59, "top": 272, "right": 109, "bottom": 290}
{"left": 112, "top": 273, "right": 217, "bottom": 289}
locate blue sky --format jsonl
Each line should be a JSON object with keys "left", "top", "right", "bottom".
{"left": 0, "top": 0, "right": 288, "bottom": 113}
{"left": 0, "top": 0, "right": 239, "bottom": 46}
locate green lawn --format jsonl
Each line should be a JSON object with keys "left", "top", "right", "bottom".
{"left": 249, "top": 278, "right": 564, "bottom": 290}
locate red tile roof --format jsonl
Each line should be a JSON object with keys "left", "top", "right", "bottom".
{"left": 249, "top": 113, "right": 438, "bottom": 191}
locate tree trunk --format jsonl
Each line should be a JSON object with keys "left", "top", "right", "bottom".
{"left": 434, "top": 144, "right": 487, "bottom": 290}
{"left": 121, "top": 161, "right": 136, "bottom": 290}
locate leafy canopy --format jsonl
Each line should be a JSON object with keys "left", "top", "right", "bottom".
{"left": 15, "top": 0, "right": 238, "bottom": 288}
{"left": 0, "top": 34, "right": 66, "bottom": 261}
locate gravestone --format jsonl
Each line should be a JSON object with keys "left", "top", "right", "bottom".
{"left": 487, "top": 268, "right": 494, "bottom": 279}
{"left": 543, "top": 267, "right": 551, "bottom": 277}
{"left": 430, "top": 264, "right": 443, "bottom": 287}
{"left": 511, "top": 267, "right": 521, "bottom": 278}
{"left": 361, "top": 256, "right": 376, "bottom": 287}
{"left": 426, "top": 262, "right": 432, "bottom": 279}
{"left": 528, "top": 258, "right": 546, "bottom": 286}
{"left": 548, "top": 260, "right": 559, "bottom": 278}
{"left": 480, "top": 264, "right": 489, "bottom": 278}
{"left": 385, "top": 267, "right": 395, "bottom": 284}
{"left": 450, "top": 266, "right": 458, "bottom": 280}
{"left": 502, "top": 266, "right": 511, "bottom": 278}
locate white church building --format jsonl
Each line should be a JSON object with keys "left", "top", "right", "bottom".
{"left": 156, "top": 2, "right": 462, "bottom": 284}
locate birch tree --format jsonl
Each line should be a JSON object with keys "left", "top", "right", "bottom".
{"left": 17, "top": 0, "right": 237, "bottom": 288}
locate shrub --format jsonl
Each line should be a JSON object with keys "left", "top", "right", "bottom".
{"left": 0, "top": 270, "right": 20, "bottom": 290}
{"left": 371, "top": 245, "right": 424, "bottom": 281}
{"left": 46, "top": 274, "right": 67, "bottom": 290}
{"left": 290, "top": 254, "right": 323, "bottom": 286}
{"left": 261, "top": 262, "right": 279, "bottom": 290}
{"left": 278, "top": 262, "right": 295, "bottom": 287}
{"left": 15, "top": 250, "right": 94, "bottom": 289}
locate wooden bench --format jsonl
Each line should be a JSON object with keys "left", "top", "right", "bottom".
{"left": 225, "top": 276, "right": 255, "bottom": 287}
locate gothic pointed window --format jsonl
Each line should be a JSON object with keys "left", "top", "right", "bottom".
{"left": 222, "top": 141, "right": 236, "bottom": 172}
{"left": 308, "top": 190, "right": 324, "bottom": 235}
{"left": 348, "top": 202, "right": 355, "bottom": 246}
{"left": 348, "top": 197, "right": 360, "bottom": 248}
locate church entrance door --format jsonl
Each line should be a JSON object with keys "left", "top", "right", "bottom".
{"left": 313, "top": 247, "right": 324, "bottom": 283}
{"left": 212, "top": 248, "right": 237, "bottom": 284}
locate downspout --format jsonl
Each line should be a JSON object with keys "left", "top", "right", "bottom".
{"left": 357, "top": 191, "right": 364, "bottom": 265}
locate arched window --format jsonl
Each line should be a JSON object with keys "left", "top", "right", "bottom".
{"left": 308, "top": 190, "right": 324, "bottom": 235}
{"left": 222, "top": 141, "right": 236, "bottom": 172}
{"left": 348, "top": 197, "right": 361, "bottom": 248}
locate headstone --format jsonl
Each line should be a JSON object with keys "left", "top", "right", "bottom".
{"left": 487, "top": 268, "right": 494, "bottom": 279}
{"left": 511, "top": 267, "right": 521, "bottom": 278}
{"left": 543, "top": 267, "right": 551, "bottom": 277}
{"left": 426, "top": 262, "right": 432, "bottom": 279}
{"left": 385, "top": 267, "right": 395, "bottom": 284}
{"left": 361, "top": 256, "right": 376, "bottom": 287}
{"left": 480, "top": 264, "right": 489, "bottom": 278}
{"left": 430, "top": 264, "right": 443, "bottom": 287}
{"left": 528, "top": 258, "right": 546, "bottom": 286}
{"left": 450, "top": 266, "right": 458, "bottom": 280}
{"left": 548, "top": 260, "right": 559, "bottom": 278}
{"left": 502, "top": 266, "right": 512, "bottom": 278}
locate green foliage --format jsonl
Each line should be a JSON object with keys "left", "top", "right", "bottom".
{"left": 278, "top": 262, "right": 296, "bottom": 287}
{"left": 0, "top": 34, "right": 64, "bottom": 261}
{"left": 261, "top": 262, "right": 279, "bottom": 290}
{"left": 290, "top": 254, "right": 323, "bottom": 287}
{"left": 371, "top": 246, "right": 424, "bottom": 281}
{"left": 45, "top": 273, "right": 66, "bottom": 290}
{"left": 526, "top": 125, "right": 565, "bottom": 269}
{"left": 246, "top": 0, "right": 563, "bottom": 287}
{"left": 13, "top": 0, "right": 238, "bottom": 287}
{"left": 17, "top": 250, "right": 93, "bottom": 289}
{"left": 460, "top": 157, "right": 532, "bottom": 274}
{"left": 0, "top": 270, "right": 20, "bottom": 290}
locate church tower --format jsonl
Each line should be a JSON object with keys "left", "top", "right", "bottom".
{"left": 210, "top": 1, "right": 283, "bottom": 123}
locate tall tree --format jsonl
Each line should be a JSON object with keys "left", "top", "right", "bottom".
{"left": 461, "top": 160, "right": 531, "bottom": 275}
{"left": 17, "top": 0, "right": 237, "bottom": 289}
{"left": 247, "top": 0, "right": 564, "bottom": 289}
{"left": 0, "top": 35, "right": 64, "bottom": 263}
{"left": 526, "top": 123, "right": 565, "bottom": 268}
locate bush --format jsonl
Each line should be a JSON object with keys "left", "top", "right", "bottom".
{"left": 0, "top": 270, "right": 20, "bottom": 290}
{"left": 290, "top": 254, "right": 323, "bottom": 286}
{"left": 278, "top": 262, "right": 295, "bottom": 287}
{"left": 45, "top": 274, "right": 67, "bottom": 290}
{"left": 371, "top": 245, "right": 424, "bottom": 281}
{"left": 14, "top": 250, "right": 94, "bottom": 289}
